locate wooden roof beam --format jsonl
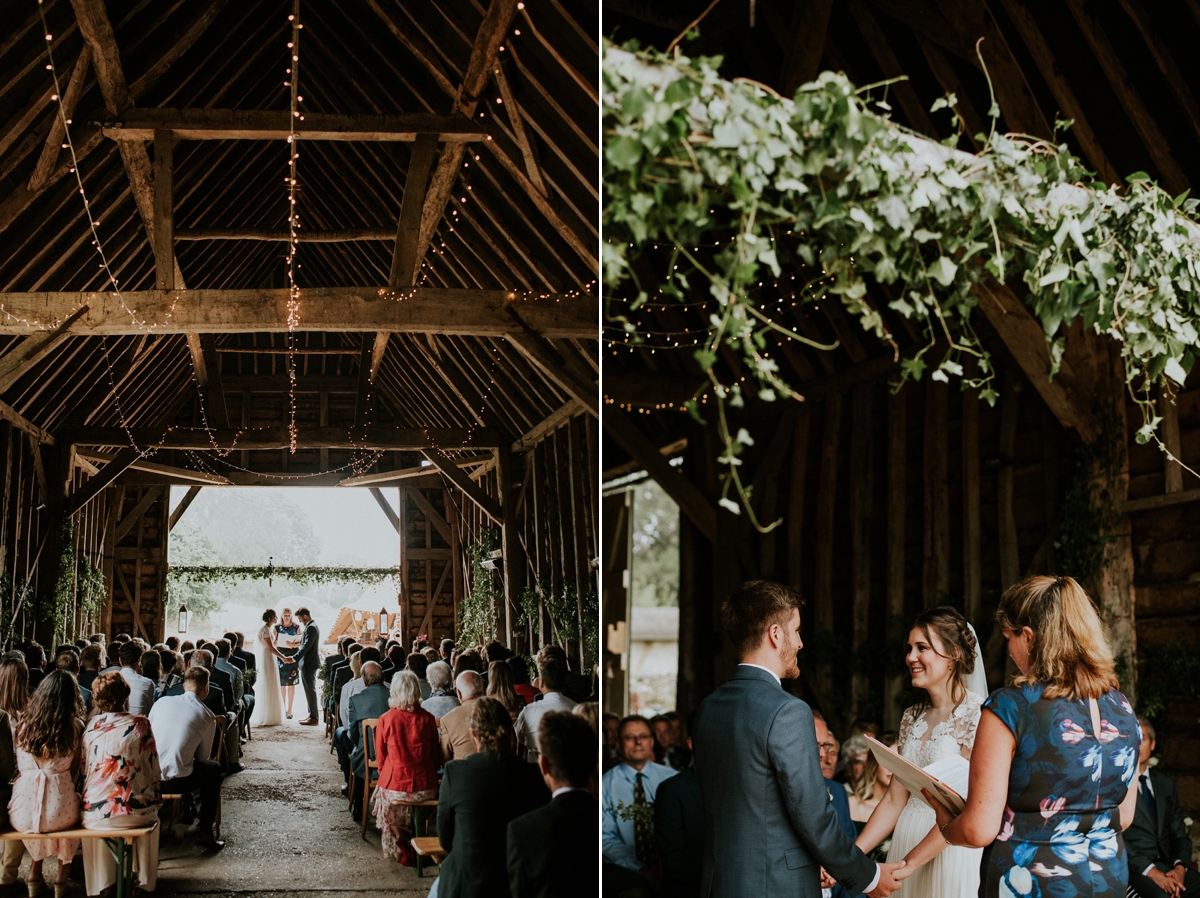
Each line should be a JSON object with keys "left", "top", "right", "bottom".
{"left": 100, "top": 109, "right": 484, "bottom": 142}
{"left": 0, "top": 289, "right": 597, "bottom": 337}
{"left": 63, "top": 447, "right": 140, "bottom": 517}
{"left": 167, "top": 485, "right": 202, "bottom": 531}
{"left": 176, "top": 228, "right": 394, "bottom": 242}
{"left": 65, "top": 426, "right": 507, "bottom": 451}
{"left": 79, "top": 451, "right": 229, "bottom": 486}
{"left": 504, "top": 334, "right": 598, "bottom": 417}
{"left": 422, "top": 448, "right": 503, "bottom": 522}
{"left": 512, "top": 398, "right": 585, "bottom": 452}
{"left": 0, "top": 304, "right": 89, "bottom": 395}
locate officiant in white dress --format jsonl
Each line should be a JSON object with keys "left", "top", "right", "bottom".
{"left": 854, "top": 607, "right": 987, "bottom": 898}
{"left": 250, "top": 609, "right": 287, "bottom": 727}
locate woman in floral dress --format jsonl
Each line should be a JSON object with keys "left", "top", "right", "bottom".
{"left": 8, "top": 671, "right": 85, "bottom": 898}
{"left": 275, "top": 608, "right": 301, "bottom": 719}
{"left": 928, "top": 576, "right": 1142, "bottom": 898}
{"left": 81, "top": 672, "right": 161, "bottom": 897}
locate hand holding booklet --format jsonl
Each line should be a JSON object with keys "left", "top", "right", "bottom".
{"left": 865, "top": 734, "right": 970, "bottom": 814}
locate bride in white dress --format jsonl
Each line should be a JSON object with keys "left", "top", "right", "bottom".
{"left": 250, "top": 609, "right": 287, "bottom": 727}
{"left": 854, "top": 607, "right": 988, "bottom": 897}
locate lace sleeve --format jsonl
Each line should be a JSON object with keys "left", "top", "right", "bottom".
{"left": 897, "top": 705, "right": 916, "bottom": 753}
{"left": 952, "top": 692, "right": 984, "bottom": 752}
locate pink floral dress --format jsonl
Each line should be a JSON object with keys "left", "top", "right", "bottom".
{"left": 81, "top": 713, "right": 160, "bottom": 822}
{"left": 8, "top": 749, "right": 81, "bottom": 862}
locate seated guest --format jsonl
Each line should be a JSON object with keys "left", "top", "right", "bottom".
{"left": 336, "top": 661, "right": 388, "bottom": 792}
{"left": 839, "top": 733, "right": 871, "bottom": 791}
{"left": 222, "top": 633, "right": 245, "bottom": 671}
{"left": 101, "top": 643, "right": 122, "bottom": 674}
{"left": 433, "top": 697, "right": 549, "bottom": 897}
{"left": 654, "top": 726, "right": 701, "bottom": 898}
{"left": 440, "top": 671, "right": 484, "bottom": 761}
{"left": 602, "top": 713, "right": 619, "bottom": 773}
{"left": 78, "top": 644, "right": 103, "bottom": 691}
{"left": 440, "top": 638, "right": 454, "bottom": 662}
{"left": 848, "top": 731, "right": 895, "bottom": 832}
{"left": 323, "top": 637, "right": 353, "bottom": 708}
{"left": 373, "top": 671, "right": 440, "bottom": 863}
{"left": 537, "top": 645, "right": 589, "bottom": 704}
{"left": 487, "top": 660, "right": 525, "bottom": 723}
{"left": 406, "top": 653, "right": 431, "bottom": 700}
{"left": 338, "top": 651, "right": 364, "bottom": 728}
{"left": 383, "top": 645, "right": 405, "bottom": 685}
{"left": 484, "top": 641, "right": 511, "bottom": 666}
{"left": 118, "top": 641, "right": 155, "bottom": 716}
{"left": 10, "top": 671, "right": 85, "bottom": 896}
{"left": 423, "top": 661, "right": 459, "bottom": 720}
{"left": 23, "top": 644, "right": 46, "bottom": 691}
{"left": 330, "top": 643, "right": 360, "bottom": 718}
{"left": 817, "top": 712, "right": 856, "bottom": 898}
{"left": 139, "top": 651, "right": 162, "bottom": 702}
{"left": 231, "top": 632, "right": 255, "bottom": 677}
{"left": 0, "top": 660, "right": 23, "bottom": 890}
{"left": 813, "top": 709, "right": 839, "bottom": 779}
{"left": 452, "top": 651, "right": 479, "bottom": 680}
{"left": 158, "top": 649, "right": 182, "bottom": 695}
{"left": 572, "top": 703, "right": 600, "bottom": 798}
{"left": 148, "top": 667, "right": 223, "bottom": 850}
{"left": 509, "top": 656, "right": 538, "bottom": 706}
{"left": 422, "top": 647, "right": 439, "bottom": 666}
{"left": 161, "top": 652, "right": 238, "bottom": 773}
{"left": 164, "top": 637, "right": 178, "bottom": 652}
{"left": 515, "top": 658, "right": 577, "bottom": 765}
{"left": 507, "top": 711, "right": 598, "bottom": 898}
{"left": 1127, "top": 716, "right": 1200, "bottom": 898}
{"left": 602, "top": 715, "right": 677, "bottom": 893}
{"left": 81, "top": 672, "right": 161, "bottom": 896}
{"left": 211, "top": 640, "right": 244, "bottom": 712}
{"left": 54, "top": 650, "right": 91, "bottom": 713}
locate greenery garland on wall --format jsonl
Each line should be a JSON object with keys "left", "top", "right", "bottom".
{"left": 49, "top": 522, "right": 104, "bottom": 645}
{"left": 167, "top": 565, "right": 399, "bottom": 589}
{"left": 604, "top": 43, "right": 1200, "bottom": 524}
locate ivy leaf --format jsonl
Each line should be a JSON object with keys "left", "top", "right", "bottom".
{"left": 718, "top": 497, "right": 742, "bottom": 515}
{"left": 607, "top": 136, "right": 643, "bottom": 170}
{"left": 929, "top": 256, "right": 958, "bottom": 286}
{"left": 1039, "top": 263, "right": 1072, "bottom": 287}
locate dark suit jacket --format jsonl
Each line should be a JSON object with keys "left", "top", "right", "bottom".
{"left": 507, "top": 789, "right": 598, "bottom": 898}
{"left": 208, "top": 666, "right": 235, "bottom": 711}
{"left": 438, "top": 751, "right": 550, "bottom": 898}
{"left": 654, "top": 767, "right": 703, "bottom": 898}
{"left": 297, "top": 621, "right": 320, "bottom": 669}
{"left": 693, "top": 666, "right": 876, "bottom": 898}
{"left": 347, "top": 683, "right": 391, "bottom": 777}
{"left": 1127, "top": 769, "right": 1194, "bottom": 874}
{"left": 827, "top": 779, "right": 856, "bottom": 898}
{"left": 331, "top": 664, "right": 354, "bottom": 711}
{"left": 163, "top": 680, "right": 227, "bottom": 717}
{"left": 231, "top": 647, "right": 254, "bottom": 693}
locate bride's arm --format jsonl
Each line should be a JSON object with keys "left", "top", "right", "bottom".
{"left": 854, "top": 776, "right": 909, "bottom": 854}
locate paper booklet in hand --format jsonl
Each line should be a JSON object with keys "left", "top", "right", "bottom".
{"left": 864, "top": 734, "right": 970, "bottom": 814}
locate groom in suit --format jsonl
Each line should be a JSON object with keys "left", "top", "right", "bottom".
{"left": 693, "top": 580, "right": 910, "bottom": 898}
{"left": 295, "top": 607, "right": 321, "bottom": 725}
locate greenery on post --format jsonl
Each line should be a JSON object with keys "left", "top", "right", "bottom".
{"left": 604, "top": 42, "right": 1200, "bottom": 523}
{"left": 461, "top": 532, "right": 502, "bottom": 647}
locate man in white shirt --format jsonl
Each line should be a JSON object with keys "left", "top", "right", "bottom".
{"left": 514, "top": 657, "right": 577, "bottom": 765}
{"left": 148, "top": 667, "right": 224, "bottom": 850}
{"left": 118, "top": 642, "right": 156, "bottom": 717}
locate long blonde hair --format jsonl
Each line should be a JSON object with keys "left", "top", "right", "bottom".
{"left": 995, "top": 575, "right": 1118, "bottom": 700}
{"left": 852, "top": 731, "right": 896, "bottom": 802}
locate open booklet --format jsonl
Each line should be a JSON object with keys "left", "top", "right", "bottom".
{"left": 864, "top": 734, "right": 970, "bottom": 814}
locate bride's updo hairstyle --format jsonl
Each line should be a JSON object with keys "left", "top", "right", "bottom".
{"left": 995, "top": 575, "right": 1118, "bottom": 700}
{"left": 262, "top": 609, "right": 276, "bottom": 624}
{"left": 910, "top": 606, "right": 977, "bottom": 713}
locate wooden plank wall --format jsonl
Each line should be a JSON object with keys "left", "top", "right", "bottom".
{"left": 107, "top": 485, "right": 168, "bottom": 643}
{"left": 456, "top": 412, "right": 599, "bottom": 667}
{"left": 397, "top": 486, "right": 457, "bottom": 648}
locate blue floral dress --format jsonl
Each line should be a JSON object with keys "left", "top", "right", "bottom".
{"left": 275, "top": 623, "right": 300, "bottom": 685}
{"left": 981, "top": 684, "right": 1141, "bottom": 898}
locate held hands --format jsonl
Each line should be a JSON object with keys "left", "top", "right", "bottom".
{"left": 866, "top": 860, "right": 910, "bottom": 897}
{"left": 819, "top": 868, "right": 836, "bottom": 889}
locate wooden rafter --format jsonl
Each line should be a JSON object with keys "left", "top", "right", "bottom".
{"left": 100, "top": 109, "right": 484, "bottom": 142}
{"left": 63, "top": 447, "right": 140, "bottom": 517}
{"left": 422, "top": 449, "right": 503, "bottom": 522}
{"left": 0, "top": 289, "right": 596, "bottom": 337}
{"left": 0, "top": 304, "right": 89, "bottom": 394}
{"left": 78, "top": 450, "right": 230, "bottom": 486}
{"left": 28, "top": 46, "right": 92, "bottom": 192}
{"left": 66, "top": 425, "right": 506, "bottom": 451}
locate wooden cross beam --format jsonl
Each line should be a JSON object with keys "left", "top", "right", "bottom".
{"left": 63, "top": 447, "right": 140, "bottom": 517}
{"left": 167, "top": 485, "right": 202, "bottom": 531}
{"left": 368, "top": 487, "right": 400, "bottom": 533}
{"left": 0, "top": 304, "right": 89, "bottom": 394}
{"left": 78, "top": 450, "right": 230, "bottom": 485}
{"left": 100, "top": 109, "right": 483, "bottom": 142}
{"left": 0, "top": 289, "right": 597, "bottom": 337}
{"left": 504, "top": 334, "right": 599, "bottom": 416}
{"left": 422, "top": 449, "right": 503, "bottom": 522}
{"left": 65, "top": 426, "right": 506, "bottom": 451}
{"left": 176, "top": 228, "right": 394, "bottom": 242}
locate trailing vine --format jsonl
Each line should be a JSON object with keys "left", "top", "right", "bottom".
{"left": 49, "top": 523, "right": 105, "bottom": 644}
{"left": 460, "top": 533, "right": 501, "bottom": 648}
{"left": 604, "top": 43, "right": 1200, "bottom": 523}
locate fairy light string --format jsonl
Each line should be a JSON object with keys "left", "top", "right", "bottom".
{"left": 285, "top": 0, "right": 303, "bottom": 453}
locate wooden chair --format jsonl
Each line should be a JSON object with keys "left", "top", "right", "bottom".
{"left": 393, "top": 798, "right": 439, "bottom": 875}
{"left": 349, "top": 717, "right": 380, "bottom": 839}
{"left": 410, "top": 836, "right": 445, "bottom": 877}
{"left": 329, "top": 701, "right": 339, "bottom": 753}
{"left": 212, "top": 714, "right": 228, "bottom": 764}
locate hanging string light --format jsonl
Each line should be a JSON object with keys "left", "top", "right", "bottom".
{"left": 285, "top": 0, "right": 303, "bottom": 453}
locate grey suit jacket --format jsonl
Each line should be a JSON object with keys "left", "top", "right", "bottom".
{"left": 296, "top": 621, "right": 320, "bottom": 669}
{"left": 693, "top": 665, "right": 877, "bottom": 898}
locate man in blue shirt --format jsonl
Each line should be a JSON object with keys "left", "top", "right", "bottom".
{"left": 602, "top": 715, "right": 677, "bottom": 896}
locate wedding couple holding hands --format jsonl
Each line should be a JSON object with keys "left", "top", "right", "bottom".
{"left": 249, "top": 607, "right": 321, "bottom": 727}
{"left": 693, "top": 575, "right": 1142, "bottom": 898}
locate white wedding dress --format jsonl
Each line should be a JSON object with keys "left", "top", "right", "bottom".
{"left": 885, "top": 692, "right": 985, "bottom": 898}
{"left": 250, "top": 624, "right": 283, "bottom": 727}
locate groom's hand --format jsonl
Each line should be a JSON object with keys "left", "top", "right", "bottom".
{"left": 866, "top": 860, "right": 908, "bottom": 897}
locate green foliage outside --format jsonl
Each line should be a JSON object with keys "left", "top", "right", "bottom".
{"left": 630, "top": 478, "right": 679, "bottom": 608}
{"left": 604, "top": 43, "right": 1200, "bottom": 522}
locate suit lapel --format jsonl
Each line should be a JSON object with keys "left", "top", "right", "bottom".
{"left": 1151, "top": 770, "right": 1167, "bottom": 840}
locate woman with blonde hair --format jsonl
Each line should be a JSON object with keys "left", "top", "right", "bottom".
{"left": 848, "top": 731, "right": 896, "bottom": 832}
{"left": 372, "top": 670, "right": 440, "bottom": 864}
{"left": 9, "top": 671, "right": 85, "bottom": 897}
{"left": 926, "top": 576, "right": 1141, "bottom": 898}
{"left": 485, "top": 660, "right": 523, "bottom": 722}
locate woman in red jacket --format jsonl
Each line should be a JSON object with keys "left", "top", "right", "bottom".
{"left": 373, "top": 669, "right": 440, "bottom": 864}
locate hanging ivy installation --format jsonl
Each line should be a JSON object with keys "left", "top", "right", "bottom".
{"left": 460, "top": 533, "right": 502, "bottom": 647}
{"left": 604, "top": 42, "right": 1200, "bottom": 523}
{"left": 168, "top": 565, "right": 399, "bottom": 589}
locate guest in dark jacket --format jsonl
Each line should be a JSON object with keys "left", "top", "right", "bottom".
{"left": 1127, "top": 717, "right": 1199, "bottom": 898}
{"left": 507, "top": 711, "right": 598, "bottom": 898}
{"left": 653, "top": 736, "right": 702, "bottom": 898}
{"left": 435, "top": 697, "right": 549, "bottom": 898}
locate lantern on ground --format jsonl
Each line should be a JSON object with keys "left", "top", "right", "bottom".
{"left": 178, "top": 603, "right": 189, "bottom": 634}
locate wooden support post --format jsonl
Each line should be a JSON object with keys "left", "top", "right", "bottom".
{"left": 152, "top": 131, "right": 175, "bottom": 290}
{"left": 1158, "top": 387, "right": 1183, "bottom": 493}
{"left": 198, "top": 335, "right": 228, "bottom": 430}
{"left": 813, "top": 394, "right": 842, "bottom": 712}
{"left": 398, "top": 487, "right": 411, "bottom": 642}
{"left": 101, "top": 487, "right": 122, "bottom": 636}
{"left": 34, "top": 446, "right": 69, "bottom": 647}
{"left": 962, "top": 389, "right": 982, "bottom": 624}
{"left": 884, "top": 389, "right": 907, "bottom": 731}
{"left": 998, "top": 374, "right": 1021, "bottom": 591}
{"left": 923, "top": 382, "right": 949, "bottom": 606}
{"left": 849, "top": 384, "right": 872, "bottom": 719}
{"left": 498, "top": 450, "right": 523, "bottom": 649}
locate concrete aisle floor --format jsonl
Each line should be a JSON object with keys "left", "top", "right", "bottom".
{"left": 154, "top": 714, "right": 435, "bottom": 897}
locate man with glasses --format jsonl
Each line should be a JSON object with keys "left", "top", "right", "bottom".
{"left": 602, "top": 715, "right": 678, "bottom": 897}
{"left": 816, "top": 712, "right": 857, "bottom": 898}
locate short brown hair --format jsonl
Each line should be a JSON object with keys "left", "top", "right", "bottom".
{"left": 91, "top": 671, "right": 131, "bottom": 714}
{"left": 538, "top": 711, "right": 596, "bottom": 788}
{"left": 720, "top": 580, "right": 803, "bottom": 653}
{"left": 183, "top": 666, "right": 209, "bottom": 690}
{"left": 995, "top": 575, "right": 1119, "bottom": 700}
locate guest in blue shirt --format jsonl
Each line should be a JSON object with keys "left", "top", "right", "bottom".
{"left": 602, "top": 715, "right": 677, "bottom": 893}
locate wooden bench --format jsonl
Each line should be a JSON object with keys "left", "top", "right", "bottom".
{"left": 391, "top": 799, "right": 438, "bottom": 875}
{"left": 410, "top": 835, "right": 445, "bottom": 877}
{"left": 0, "top": 823, "right": 158, "bottom": 898}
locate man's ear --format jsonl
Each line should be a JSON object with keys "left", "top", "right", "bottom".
{"left": 538, "top": 754, "right": 552, "bottom": 778}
